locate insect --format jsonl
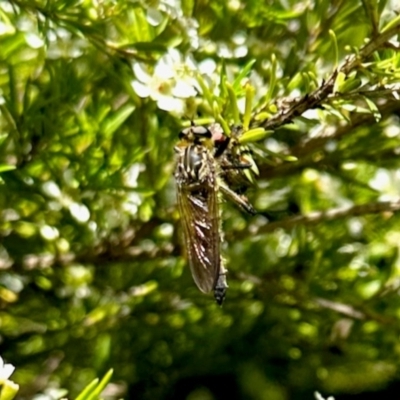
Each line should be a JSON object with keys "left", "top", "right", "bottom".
{"left": 175, "top": 123, "right": 257, "bottom": 304}
{"left": 175, "top": 125, "right": 227, "bottom": 305}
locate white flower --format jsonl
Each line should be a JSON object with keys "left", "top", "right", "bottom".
{"left": 132, "top": 62, "right": 179, "bottom": 112}
{"left": 132, "top": 63, "right": 173, "bottom": 98}
{"left": 172, "top": 80, "right": 197, "bottom": 98}
{"left": 369, "top": 169, "right": 400, "bottom": 201}
{"left": 69, "top": 202, "right": 90, "bottom": 223}
{"left": 124, "top": 163, "right": 142, "bottom": 188}
{"left": 131, "top": 49, "right": 198, "bottom": 113}
{"left": 159, "top": 0, "right": 183, "bottom": 18}
{"left": 0, "top": 356, "right": 15, "bottom": 384}
{"left": 146, "top": 8, "right": 163, "bottom": 26}
{"left": 42, "top": 181, "right": 62, "bottom": 198}
{"left": 198, "top": 58, "right": 217, "bottom": 75}
{"left": 314, "top": 392, "right": 335, "bottom": 400}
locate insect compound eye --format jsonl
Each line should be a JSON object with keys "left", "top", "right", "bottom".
{"left": 178, "top": 126, "right": 212, "bottom": 141}
{"left": 178, "top": 128, "right": 190, "bottom": 139}
{"left": 191, "top": 126, "right": 212, "bottom": 138}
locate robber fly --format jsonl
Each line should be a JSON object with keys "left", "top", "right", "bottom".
{"left": 175, "top": 125, "right": 227, "bottom": 305}
{"left": 175, "top": 123, "right": 257, "bottom": 304}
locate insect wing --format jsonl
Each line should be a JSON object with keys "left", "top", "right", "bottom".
{"left": 176, "top": 148, "right": 220, "bottom": 293}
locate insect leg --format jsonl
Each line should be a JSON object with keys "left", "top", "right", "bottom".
{"left": 219, "top": 181, "right": 257, "bottom": 215}
{"left": 221, "top": 162, "right": 252, "bottom": 170}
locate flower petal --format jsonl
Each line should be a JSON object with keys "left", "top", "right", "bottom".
{"left": 155, "top": 61, "right": 175, "bottom": 80}
{"left": 147, "top": 8, "right": 163, "bottom": 26}
{"left": 133, "top": 63, "right": 151, "bottom": 84}
{"left": 157, "top": 96, "right": 184, "bottom": 113}
{"left": 0, "top": 362, "right": 15, "bottom": 381}
{"left": 131, "top": 80, "right": 151, "bottom": 98}
{"left": 172, "top": 80, "right": 197, "bottom": 98}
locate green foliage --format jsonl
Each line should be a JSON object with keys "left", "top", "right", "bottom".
{"left": 1, "top": 0, "right": 400, "bottom": 399}
{"left": 75, "top": 369, "right": 113, "bottom": 400}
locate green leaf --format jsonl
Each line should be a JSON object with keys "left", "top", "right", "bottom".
{"left": 131, "top": 6, "right": 152, "bottom": 42}
{"left": 301, "top": 71, "right": 311, "bottom": 93}
{"left": 86, "top": 369, "right": 114, "bottom": 400}
{"left": 226, "top": 82, "right": 240, "bottom": 124}
{"left": 101, "top": 105, "right": 135, "bottom": 137}
{"left": 243, "top": 84, "right": 255, "bottom": 130}
{"left": 287, "top": 72, "right": 303, "bottom": 92}
{"left": 338, "top": 76, "right": 362, "bottom": 93}
{"left": 265, "top": 54, "right": 277, "bottom": 103}
{"left": 381, "top": 13, "right": 400, "bottom": 32}
{"left": 181, "top": 0, "right": 194, "bottom": 16}
{"left": 219, "top": 60, "right": 228, "bottom": 98}
{"left": 362, "top": 0, "right": 379, "bottom": 33}
{"left": 239, "top": 128, "right": 273, "bottom": 144}
{"left": 196, "top": 73, "right": 214, "bottom": 109}
{"left": 333, "top": 71, "right": 346, "bottom": 93}
{"left": 75, "top": 379, "right": 99, "bottom": 400}
{"left": 0, "top": 165, "right": 16, "bottom": 173}
{"left": 364, "top": 97, "right": 381, "bottom": 121}
{"left": 215, "top": 113, "right": 230, "bottom": 135}
{"left": 232, "top": 59, "right": 256, "bottom": 91}
{"left": 329, "top": 29, "right": 339, "bottom": 68}
{"left": 130, "top": 42, "right": 167, "bottom": 53}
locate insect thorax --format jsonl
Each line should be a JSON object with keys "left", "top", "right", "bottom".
{"left": 175, "top": 144, "right": 214, "bottom": 185}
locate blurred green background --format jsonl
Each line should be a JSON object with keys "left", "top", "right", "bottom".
{"left": 1, "top": 0, "right": 400, "bottom": 399}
